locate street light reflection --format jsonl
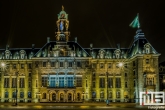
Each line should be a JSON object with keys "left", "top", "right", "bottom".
{"left": 33, "top": 106, "right": 43, "bottom": 108}
{"left": 80, "top": 106, "right": 90, "bottom": 108}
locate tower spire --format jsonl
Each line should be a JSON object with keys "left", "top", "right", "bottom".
{"left": 62, "top": 5, "right": 64, "bottom": 11}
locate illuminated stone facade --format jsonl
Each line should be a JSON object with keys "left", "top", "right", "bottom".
{"left": 0, "top": 7, "right": 160, "bottom": 103}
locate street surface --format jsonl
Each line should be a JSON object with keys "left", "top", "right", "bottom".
{"left": 0, "top": 102, "right": 158, "bottom": 110}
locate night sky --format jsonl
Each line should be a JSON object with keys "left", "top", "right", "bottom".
{"left": 0, "top": 0, "right": 165, "bottom": 62}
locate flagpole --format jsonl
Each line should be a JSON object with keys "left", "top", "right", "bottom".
{"left": 137, "top": 13, "right": 140, "bottom": 29}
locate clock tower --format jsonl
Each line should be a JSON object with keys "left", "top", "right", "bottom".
{"left": 55, "top": 6, "right": 70, "bottom": 42}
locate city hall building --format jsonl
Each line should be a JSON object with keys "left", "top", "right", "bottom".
{"left": 0, "top": 7, "right": 160, "bottom": 103}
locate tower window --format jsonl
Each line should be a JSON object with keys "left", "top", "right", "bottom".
{"left": 146, "top": 59, "right": 149, "bottom": 64}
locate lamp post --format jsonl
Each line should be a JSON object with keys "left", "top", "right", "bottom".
{"left": 82, "top": 91, "right": 84, "bottom": 102}
{"left": 106, "top": 71, "right": 109, "bottom": 105}
{"left": 15, "top": 71, "right": 19, "bottom": 106}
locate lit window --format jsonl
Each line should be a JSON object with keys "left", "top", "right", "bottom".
{"left": 100, "top": 92, "right": 104, "bottom": 98}
{"left": 5, "top": 91, "right": 9, "bottom": 98}
{"left": 116, "top": 91, "right": 120, "bottom": 98}
{"left": 99, "top": 78, "right": 105, "bottom": 88}
{"left": 92, "top": 92, "right": 96, "bottom": 98}
{"left": 109, "top": 92, "right": 112, "bottom": 98}
{"left": 20, "top": 92, "right": 24, "bottom": 98}
{"left": 20, "top": 78, "right": 25, "bottom": 88}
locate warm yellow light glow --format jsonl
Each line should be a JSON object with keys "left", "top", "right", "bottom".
{"left": 118, "top": 62, "right": 123, "bottom": 67}
{"left": 1, "top": 62, "right": 5, "bottom": 67}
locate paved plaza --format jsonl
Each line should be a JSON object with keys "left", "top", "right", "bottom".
{"left": 0, "top": 102, "right": 155, "bottom": 110}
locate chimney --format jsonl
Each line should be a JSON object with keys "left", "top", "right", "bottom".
{"left": 32, "top": 44, "right": 35, "bottom": 49}
{"left": 47, "top": 37, "right": 50, "bottom": 43}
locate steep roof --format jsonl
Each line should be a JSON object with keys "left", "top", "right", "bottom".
{"left": 128, "top": 29, "right": 158, "bottom": 58}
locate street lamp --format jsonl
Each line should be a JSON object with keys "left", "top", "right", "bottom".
{"left": 15, "top": 71, "right": 19, "bottom": 106}
{"left": 1, "top": 62, "right": 5, "bottom": 67}
{"left": 118, "top": 62, "right": 123, "bottom": 68}
{"left": 82, "top": 91, "right": 84, "bottom": 102}
{"left": 106, "top": 71, "right": 109, "bottom": 105}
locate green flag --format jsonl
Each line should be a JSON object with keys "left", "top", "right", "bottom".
{"left": 129, "top": 14, "right": 140, "bottom": 28}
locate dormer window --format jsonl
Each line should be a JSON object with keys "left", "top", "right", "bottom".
{"left": 20, "top": 50, "right": 26, "bottom": 59}
{"left": 5, "top": 50, "right": 10, "bottom": 59}
{"left": 114, "top": 49, "right": 121, "bottom": 59}
{"left": 99, "top": 49, "right": 105, "bottom": 59}
{"left": 144, "top": 43, "right": 150, "bottom": 54}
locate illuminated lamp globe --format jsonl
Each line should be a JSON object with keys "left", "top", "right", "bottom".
{"left": 1, "top": 62, "right": 5, "bottom": 67}
{"left": 118, "top": 62, "right": 123, "bottom": 67}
